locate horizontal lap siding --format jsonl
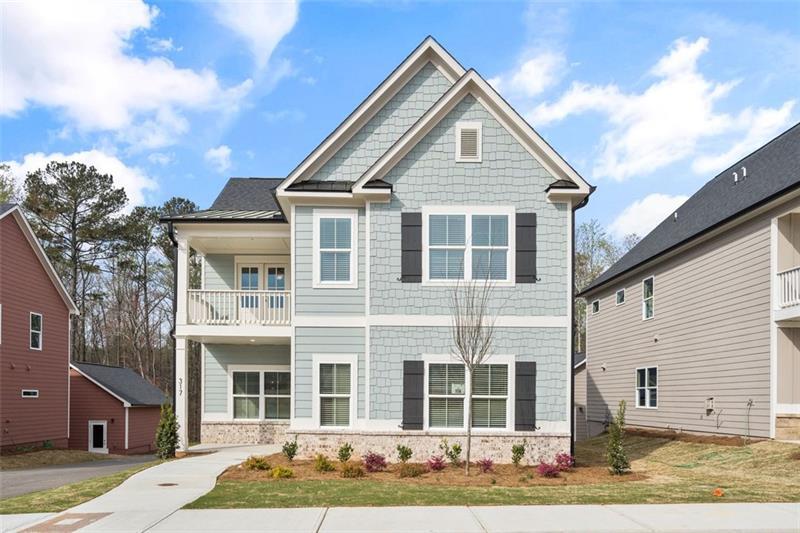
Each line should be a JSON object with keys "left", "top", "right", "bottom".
{"left": 574, "top": 366, "right": 588, "bottom": 441}
{"left": 586, "top": 204, "right": 781, "bottom": 438}
{"left": 68, "top": 370, "right": 126, "bottom": 453}
{"left": 204, "top": 255, "right": 235, "bottom": 290}
{"left": 0, "top": 215, "right": 70, "bottom": 448}
{"left": 127, "top": 406, "right": 161, "bottom": 453}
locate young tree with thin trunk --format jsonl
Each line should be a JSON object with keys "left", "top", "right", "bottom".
{"left": 449, "top": 276, "right": 497, "bottom": 475}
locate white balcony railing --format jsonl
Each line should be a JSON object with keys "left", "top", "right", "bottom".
{"left": 187, "top": 290, "right": 291, "bottom": 326}
{"left": 778, "top": 266, "right": 800, "bottom": 308}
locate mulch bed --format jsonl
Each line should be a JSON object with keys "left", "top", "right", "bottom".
{"left": 624, "top": 427, "right": 759, "bottom": 447}
{"left": 220, "top": 453, "right": 647, "bottom": 487}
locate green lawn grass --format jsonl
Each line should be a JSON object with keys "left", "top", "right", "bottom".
{"left": 186, "top": 436, "right": 800, "bottom": 508}
{"left": 0, "top": 461, "right": 160, "bottom": 514}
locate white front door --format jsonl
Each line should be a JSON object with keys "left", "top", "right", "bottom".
{"left": 89, "top": 420, "right": 108, "bottom": 454}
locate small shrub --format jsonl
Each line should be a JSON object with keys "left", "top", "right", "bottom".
{"left": 537, "top": 462, "right": 560, "bottom": 478}
{"left": 607, "top": 400, "right": 631, "bottom": 475}
{"left": 282, "top": 438, "right": 299, "bottom": 462}
{"left": 396, "top": 444, "right": 413, "bottom": 463}
{"left": 426, "top": 455, "right": 446, "bottom": 472}
{"left": 439, "top": 438, "right": 462, "bottom": 466}
{"left": 555, "top": 452, "right": 575, "bottom": 471}
{"left": 511, "top": 441, "right": 526, "bottom": 466}
{"left": 314, "top": 454, "right": 335, "bottom": 472}
{"left": 398, "top": 463, "right": 426, "bottom": 478}
{"left": 362, "top": 451, "right": 387, "bottom": 472}
{"left": 476, "top": 457, "right": 494, "bottom": 473}
{"left": 42, "top": 440, "right": 54, "bottom": 450}
{"left": 270, "top": 466, "right": 294, "bottom": 479}
{"left": 155, "top": 404, "right": 179, "bottom": 459}
{"left": 243, "top": 455, "right": 271, "bottom": 471}
{"left": 337, "top": 442, "right": 354, "bottom": 463}
{"left": 341, "top": 463, "right": 365, "bottom": 478}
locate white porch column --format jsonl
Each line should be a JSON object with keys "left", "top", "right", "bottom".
{"left": 176, "top": 238, "right": 189, "bottom": 326}
{"left": 175, "top": 336, "right": 189, "bottom": 451}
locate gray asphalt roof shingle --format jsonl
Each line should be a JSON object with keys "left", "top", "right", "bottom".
{"left": 160, "top": 178, "right": 286, "bottom": 222}
{"left": 581, "top": 122, "right": 800, "bottom": 296}
{"left": 0, "top": 203, "right": 17, "bottom": 216}
{"left": 72, "top": 362, "right": 167, "bottom": 406}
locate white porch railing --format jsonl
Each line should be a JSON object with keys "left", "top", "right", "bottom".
{"left": 187, "top": 290, "right": 291, "bottom": 326}
{"left": 778, "top": 266, "right": 800, "bottom": 308}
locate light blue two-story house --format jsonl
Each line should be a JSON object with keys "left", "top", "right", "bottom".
{"left": 162, "top": 37, "right": 593, "bottom": 461}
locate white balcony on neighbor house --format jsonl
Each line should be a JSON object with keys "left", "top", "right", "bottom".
{"left": 188, "top": 289, "right": 291, "bottom": 326}
{"left": 778, "top": 266, "right": 800, "bottom": 309}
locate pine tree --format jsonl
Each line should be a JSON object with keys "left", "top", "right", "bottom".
{"left": 155, "top": 404, "right": 180, "bottom": 459}
{"left": 607, "top": 400, "right": 630, "bottom": 474}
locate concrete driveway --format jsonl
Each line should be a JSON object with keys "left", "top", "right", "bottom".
{"left": 0, "top": 455, "right": 155, "bottom": 498}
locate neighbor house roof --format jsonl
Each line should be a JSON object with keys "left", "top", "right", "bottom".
{"left": 573, "top": 352, "right": 586, "bottom": 369}
{"left": 580, "top": 122, "right": 800, "bottom": 296}
{"left": 0, "top": 204, "right": 79, "bottom": 313}
{"left": 71, "top": 362, "right": 166, "bottom": 407}
{"left": 160, "top": 178, "right": 286, "bottom": 223}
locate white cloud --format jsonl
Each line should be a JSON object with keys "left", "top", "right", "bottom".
{"left": 213, "top": 0, "right": 299, "bottom": 70}
{"left": 3, "top": 150, "right": 158, "bottom": 207}
{"left": 204, "top": 145, "right": 232, "bottom": 173}
{"left": 608, "top": 193, "right": 689, "bottom": 240}
{"left": 145, "top": 36, "right": 181, "bottom": 53}
{"left": 263, "top": 109, "right": 306, "bottom": 123}
{"left": 489, "top": 51, "right": 567, "bottom": 99}
{"left": 1, "top": 1, "right": 253, "bottom": 149}
{"left": 530, "top": 37, "right": 796, "bottom": 181}
{"left": 147, "top": 152, "right": 173, "bottom": 166}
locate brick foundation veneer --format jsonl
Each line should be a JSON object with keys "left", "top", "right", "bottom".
{"left": 200, "top": 422, "right": 289, "bottom": 445}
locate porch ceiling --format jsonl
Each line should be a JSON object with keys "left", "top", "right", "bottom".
{"left": 191, "top": 236, "right": 290, "bottom": 254}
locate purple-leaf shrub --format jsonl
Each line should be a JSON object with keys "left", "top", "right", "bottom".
{"left": 555, "top": 452, "right": 575, "bottom": 471}
{"left": 362, "top": 451, "right": 387, "bottom": 472}
{"left": 476, "top": 457, "right": 494, "bottom": 473}
{"left": 537, "top": 462, "right": 561, "bottom": 478}
{"left": 427, "top": 455, "right": 446, "bottom": 472}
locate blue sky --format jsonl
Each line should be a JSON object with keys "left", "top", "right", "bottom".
{"left": 2, "top": 1, "right": 798, "bottom": 240}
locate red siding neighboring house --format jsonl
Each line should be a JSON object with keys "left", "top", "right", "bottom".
{"left": 0, "top": 204, "right": 78, "bottom": 452}
{"left": 69, "top": 362, "right": 166, "bottom": 454}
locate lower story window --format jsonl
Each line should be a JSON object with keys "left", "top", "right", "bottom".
{"left": 21, "top": 389, "right": 39, "bottom": 398}
{"left": 233, "top": 370, "right": 290, "bottom": 420}
{"left": 636, "top": 367, "right": 658, "bottom": 408}
{"left": 320, "top": 363, "right": 351, "bottom": 426}
{"left": 471, "top": 364, "right": 508, "bottom": 428}
{"left": 264, "top": 371, "right": 290, "bottom": 420}
{"left": 429, "top": 363, "right": 465, "bottom": 428}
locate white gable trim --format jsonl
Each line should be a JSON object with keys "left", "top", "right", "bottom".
{"left": 352, "top": 70, "right": 593, "bottom": 199}
{"left": 277, "top": 37, "right": 464, "bottom": 196}
{"left": 1, "top": 206, "right": 79, "bottom": 314}
{"left": 70, "top": 364, "right": 132, "bottom": 407}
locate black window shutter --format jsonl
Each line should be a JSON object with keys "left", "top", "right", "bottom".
{"left": 402, "top": 360, "right": 424, "bottom": 430}
{"left": 516, "top": 213, "right": 537, "bottom": 283}
{"left": 515, "top": 361, "right": 537, "bottom": 431}
{"left": 401, "top": 212, "right": 422, "bottom": 283}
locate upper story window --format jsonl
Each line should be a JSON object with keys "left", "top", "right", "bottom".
{"left": 591, "top": 300, "right": 600, "bottom": 314}
{"left": 642, "top": 277, "right": 654, "bottom": 320}
{"left": 313, "top": 209, "right": 358, "bottom": 288}
{"left": 423, "top": 207, "right": 514, "bottom": 284}
{"left": 455, "top": 121, "right": 482, "bottom": 162}
{"left": 636, "top": 367, "right": 658, "bottom": 408}
{"left": 616, "top": 289, "right": 625, "bottom": 305}
{"left": 30, "top": 312, "right": 42, "bottom": 350}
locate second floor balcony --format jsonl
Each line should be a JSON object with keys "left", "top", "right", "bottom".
{"left": 188, "top": 289, "right": 291, "bottom": 326}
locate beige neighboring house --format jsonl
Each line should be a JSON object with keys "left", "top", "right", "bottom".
{"left": 579, "top": 123, "right": 800, "bottom": 441}
{"left": 573, "top": 352, "right": 588, "bottom": 442}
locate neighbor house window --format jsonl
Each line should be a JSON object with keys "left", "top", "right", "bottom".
{"left": 21, "top": 389, "right": 39, "bottom": 398}
{"left": 616, "top": 289, "right": 625, "bottom": 305}
{"left": 263, "top": 371, "right": 290, "bottom": 420}
{"left": 471, "top": 364, "right": 508, "bottom": 428}
{"left": 636, "top": 367, "right": 658, "bottom": 408}
{"left": 319, "top": 363, "right": 351, "bottom": 426}
{"left": 455, "top": 121, "right": 482, "bottom": 162}
{"left": 591, "top": 300, "right": 600, "bottom": 314}
{"left": 428, "top": 363, "right": 465, "bottom": 428}
{"left": 642, "top": 277, "right": 654, "bottom": 319}
{"left": 425, "top": 208, "right": 513, "bottom": 283}
{"left": 314, "top": 210, "right": 357, "bottom": 287}
{"left": 30, "top": 313, "right": 42, "bottom": 350}
{"left": 232, "top": 371, "right": 260, "bottom": 419}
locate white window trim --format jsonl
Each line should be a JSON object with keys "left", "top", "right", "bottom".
{"left": 30, "top": 312, "right": 42, "bottom": 351}
{"left": 234, "top": 256, "right": 291, "bottom": 291}
{"left": 227, "top": 364, "right": 291, "bottom": 421}
{"left": 312, "top": 209, "right": 358, "bottom": 289}
{"left": 591, "top": 300, "right": 600, "bottom": 314}
{"left": 21, "top": 389, "right": 39, "bottom": 398}
{"left": 616, "top": 289, "right": 625, "bottom": 306}
{"left": 421, "top": 206, "right": 515, "bottom": 286}
{"left": 455, "top": 121, "right": 482, "bottom": 163}
{"left": 642, "top": 276, "right": 655, "bottom": 320}
{"left": 88, "top": 420, "right": 108, "bottom": 454}
{"left": 635, "top": 366, "right": 658, "bottom": 409}
{"left": 311, "top": 353, "right": 358, "bottom": 429}
{"left": 422, "top": 353, "right": 515, "bottom": 432}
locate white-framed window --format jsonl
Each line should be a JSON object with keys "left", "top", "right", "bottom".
{"left": 422, "top": 206, "right": 515, "bottom": 285}
{"left": 636, "top": 367, "right": 658, "bottom": 408}
{"left": 21, "top": 389, "right": 39, "bottom": 398}
{"left": 471, "top": 364, "right": 508, "bottom": 428}
{"left": 30, "top": 312, "right": 42, "bottom": 350}
{"left": 230, "top": 366, "right": 291, "bottom": 420}
{"left": 312, "top": 209, "right": 358, "bottom": 288}
{"left": 455, "top": 121, "right": 482, "bottom": 162}
{"left": 616, "top": 289, "right": 625, "bottom": 305}
{"left": 428, "top": 363, "right": 466, "bottom": 428}
{"left": 642, "top": 277, "right": 654, "bottom": 320}
{"left": 312, "top": 354, "right": 357, "bottom": 428}
{"left": 591, "top": 300, "right": 600, "bottom": 314}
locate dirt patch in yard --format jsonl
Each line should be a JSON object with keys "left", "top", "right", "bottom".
{"left": 220, "top": 453, "right": 647, "bottom": 488}
{"left": 0, "top": 450, "right": 121, "bottom": 470}
{"left": 624, "top": 427, "right": 757, "bottom": 447}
